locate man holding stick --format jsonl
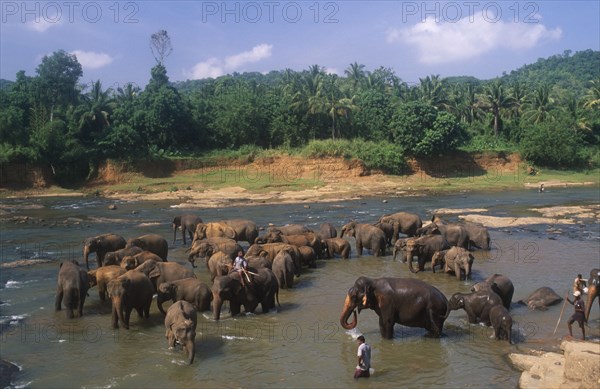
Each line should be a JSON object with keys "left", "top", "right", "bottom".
{"left": 566, "top": 290, "right": 586, "bottom": 340}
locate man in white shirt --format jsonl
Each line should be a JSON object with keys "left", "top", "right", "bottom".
{"left": 354, "top": 335, "right": 371, "bottom": 379}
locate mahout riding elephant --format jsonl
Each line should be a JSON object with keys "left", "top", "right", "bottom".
{"left": 55, "top": 260, "right": 89, "bottom": 318}
{"left": 585, "top": 268, "right": 600, "bottom": 320}
{"left": 107, "top": 270, "right": 154, "bottom": 329}
{"left": 126, "top": 234, "right": 169, "bottom": 261}
{"left": 187, "top": 237, "right": 242, "bottom": 268}
{"left": 172, "top": 214, "right": 203, "bottom": 245}
{"left": 416, "top": 222, "right": 469, "bottom": 249}
{"left": 374, "top": 222, "right": 395, "bottom": 247}
{"left": 222, "top": 219, "right": 259, "bottom": 244}
{"left": 212, "top": 267, "right": 279, "bottom": 320}
{"left": 431, "top": 247, "right": 474, "bottom": 280}
{"left": 489, "top": 305, "right": 513, "bottom": 343}
{"left": 392, "top": 238, "right": 410, "bottom": 261}
{"left": 246, "top": 254, "right": 272, "bottom": 270}
{"left": 448, "top": 290, "right": 504, "bottom": 325}
{"left": 297, "top": 246, "right": 317, "bottom": 268}
{"left": 517, "top": 287, "right": 563, "bottom": 310}
{"left": 378, "top": 212, "right": 423, "bottom": 242}
{"left": 324, "top": 238, "right": 351, "bottom": 259}
{"left": 165, "top": 301, "right": 198, "bottom": 364}
{"left": 340, "top": 221, "right": 386, "bottom": 257}
{"left": 83, "top": 233, "right": 127, "bottom": 269}
{"left": 121, "top": 251, "right": 165, "bottom": 270}
{"left": 471, "top": 274, "right": 514, "bottom": 310}
{"left": 246, "top": 243, "right": 302, "bottom": 272}
{"left": 272, "top": 250, "right": 297, "bottom": 289}
{"left": 340, "top": 276, "right": 449, "bottom": 339}
{"left": 103, "top": 246, "right": 144, "bottom": 267}
{"left": 157, "top": 277, "right": 212, "bottom": 314}
{"left": 88, "top": 265, "right": 126, "bottom": 301}
{"left": 134, "top": 260, "right": 196, "bottom": 293}
{"left": 405, "top": 235, "right": 450, "bottom": 273}
{"left": 206, "top": 251, "right": 233, "bottom": 281}
{"left": 316, "top": 222, "right": 337, "bottom": 240}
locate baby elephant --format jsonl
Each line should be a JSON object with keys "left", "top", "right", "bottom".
{"left": 489, "top": 305, "right": 513, "bottom": 344}
{"left": 165, "top": 301, "right": 198, "bottom": 364}
{"left": 157, "top": 278, "right": 212, "bottom": 314}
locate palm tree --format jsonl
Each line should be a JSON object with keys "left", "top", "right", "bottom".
{"left": 478, "top": 80, "right": 514, "bottom": 137}
{"left": 524, "top": 84, "right": 554, "bottom": 124}
{"left": 509, "top": 81, "right": 527, "bottom": 119}
{"left": 115, "top": 82, "right": 140, "bottom": 103}
{"left": 582, "top": 77, "right": 600, "bottom": 110}
{"left": 344, "top": 62, "right": 366, "bottom": 91}
{"left": 79, "top": 80, "right": 115, "bottom": 132}
{"left": 417, "top": 75, "right": 447, "bottom": 110}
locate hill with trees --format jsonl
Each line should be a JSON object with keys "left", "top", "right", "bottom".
{"left": 0, "top": 31, "right": 598, "bottom": 186}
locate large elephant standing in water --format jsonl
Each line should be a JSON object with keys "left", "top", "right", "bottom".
{"left": 585, "top": 268, "right": 600, "bottom": 321}
{"left": 340, "top": 277, "right": 449, "bottom": 339}
{"left": 83, "top": 233, "right": 127, "bottom": 269}
{"left": 172, "top": 214, "right": 203, "bottom": 245}
{"left": 55, "top": 261, "right": 89, "bottom": 318}
{"left": 378, "top": 212, "right": 423, "bottom": 243}
{"left": 126, "top": 234, "right": 169, "bottom": 261}
{"left": 340, "top": 221, "right": 386, "bottom": 257}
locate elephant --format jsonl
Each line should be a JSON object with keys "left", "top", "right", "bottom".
{"left": 103, "top": 246, "right": 144, "bottom": 267}
{"left": 585, "top": 268, "right": 600, "bottom": 321}
{"left": 55, "top": 260, "right": 89, "bottom": 318}
{"left": 134, "top": 260, "right": 196, "bottom": 293}
{"left": 374, "top": 222, "right": 395, "bottom": 247}
{"left": 416, "top": 222, "right": 469, "bottom": 249}
{"left": 206, "top": 251, "right": 233, "bottom": 281}
{"left": 255, "top": 230, "right": 323, "bottom": 259}
{"left": 517, "top": 287, "right": 563, "bottom": 310}
{"left": 448, "top": 290, "right": 504, "bottom": 326}
{"left": 272, "top": 250, "right": 297, "bottom": 289}
{"left": 489, "top": 305, "right": 513, "bottom": 343}
{"left": 405, "top": 235, "right": 450, "bottom": 273}
{"left": 471, "top": 274, "right": 514, "bottom": 310}
{"left": 316, "top": 222, "right": 337, "bottom": 240}
{"left": 212, "top": 267, "right": 279, "bottom": 320}
{"left": 121, "top": 251, "right": 165, "bottom": 270}
{"left": 378, "top": 212, "right": 423, "bottom": 242}
{"left": 340, "top": 276, "right": 449, "bottom": 339}
{"left": 172, "top": 214, "right": 203, "bottom": 245}
{"left": 246, "top": 254, "right": 272, "bottom": 270}
{"left": 266, "top": 224, "right": 312, "bottom": 236}
{"left": 459, "top": 221, "right": 491, "bottom": 250}
{"left": 83, "top": 233, "right": 127, "bottom": 269}
{"left": 392, "top": 238, "right": 409, "bottom": 262}
{"left": 431, "top": 247, "right": 474, "bottom": 280}
{"left": 193, "top": 222, "right": 237, "bottom": 242}
{"left": 324, "top": 238, "right": 351, "bottom": 259}
{"left": 223, "top": 219, "right": 259, "bottom": 244}
{"left": 165, "top": 301, "right": 197, "bottom": 364}
{"left": 157, "top": 277, "right": 212, "bottom": 314}
{"left": 126, "top": 234, "right": 169, "bottom": 261}
{"left": 187, "top": 237, "right": 242, "bottom": 268}
{"left": 246, "top": 243, "right": 302, "bottom": 273}
{"left": 340, "top": 221, "right": 386, "bottom": 257}
{"left": 88, "top": 265, "right": 126, "bottom": 301}
{"left": 297, "top": 246, "right": 317, "bottom": 268}
{"left": 107, "top": 270, "right": 154, "bottom": 329}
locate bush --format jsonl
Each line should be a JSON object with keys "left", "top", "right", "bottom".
{"left": 520, "top": 121, "right": 586, "bottom": 168}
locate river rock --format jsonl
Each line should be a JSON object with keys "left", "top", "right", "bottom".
{"left": 509, "top": 340, "right": 600, "bottom": 389}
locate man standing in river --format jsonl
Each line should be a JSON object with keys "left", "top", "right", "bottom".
{"left": 354, "top": 335, "right": 371, "bottom": 379}
{"left": 566, "top": 290, "right": 586, "bottom": 340}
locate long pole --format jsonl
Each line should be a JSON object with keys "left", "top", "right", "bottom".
{"left": 553, "top": 290, "right": 570, "bottom": 336}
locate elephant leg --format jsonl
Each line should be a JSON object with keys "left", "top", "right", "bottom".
{"left": 378, "top": 315, "right": 394, "bottom": 339}
{"left": 124, "top": 309, "right": 132, "bottom": 329}
{"left": 356, "top": 243, "right": 363, "bottom": 256}
{"left": 426, "top": 310, "right": 443, "bottom": 338}
{"left": 55, "top": 287, "right": 63, "bottom": 311}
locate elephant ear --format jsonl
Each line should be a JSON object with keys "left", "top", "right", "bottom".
{"left": 223, "top": 226, "right": 236, "bottom": 239}
{"left": 149, "top": 264, "right": 161, "bottom": 279}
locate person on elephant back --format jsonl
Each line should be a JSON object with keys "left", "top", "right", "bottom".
{"left": 573, "top": 274, "right": 587, "bottom": 295}
{"left": 232, "top": 251, "right": 249, "bottom": 287}
{"left": 566, "top": 290, "right": 586, "bottom": 340}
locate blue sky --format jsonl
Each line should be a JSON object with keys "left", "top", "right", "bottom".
{"left": 1, "top": 1, "right": 599, "bottom": 90}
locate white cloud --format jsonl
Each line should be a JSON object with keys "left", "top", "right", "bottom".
{"left": 26, "top": 19, "right": 60, "bottom": 32}
{"left": 387, "top": 16, "right": 562, "bottom": 64}
{"left": 325, "top": 67, "right": 341, "bottom": 75}
{"left": 186, "top": 44, "right": 273, "bottom": 80}
{"left": 71, "top": 50, "right": 114, "bottom": 70}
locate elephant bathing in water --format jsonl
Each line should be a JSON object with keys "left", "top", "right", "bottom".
{"left": 340, "top": 221, "right": 386, "bottom": 257}
{"left": 517, "top": 287, "right": 563, "bottom": 310}
{"left": 585, "top": 268, "right": 600, "bottom": 321}
{"left": 55, "top": 261, "right": 89, "bottom": 318}
{"left": 83, "top": 233, "right": 127, "bottom": 270}
{"left": 172, "top": 214, "right": 203, "bottom": 245}
{"left": 340, "top": 277, "right": 449, "bottom": 339}
{"left": 165, "top": 301, "right": 197, "bottom": 364}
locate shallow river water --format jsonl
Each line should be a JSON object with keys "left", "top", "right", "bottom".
{"left": 1, "top": 187, "right": 599, "bottom": 388}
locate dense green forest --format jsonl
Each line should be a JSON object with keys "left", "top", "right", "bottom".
{"left": 1, "top": 39, "right": 599, "bottom": 184}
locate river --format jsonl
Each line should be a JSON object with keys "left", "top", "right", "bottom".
{"left": 1, "top": 187, "right": 599, "bottom": 388}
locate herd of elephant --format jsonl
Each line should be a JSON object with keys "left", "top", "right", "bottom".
{"left": 54, "top": 211, "right": 600, "bottom": 364}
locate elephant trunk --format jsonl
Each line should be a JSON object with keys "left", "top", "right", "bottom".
{"left": 111, "top": 296, "right": 126, "bottom": 329}
{"left": 455, "top": 261, "right": 462, "bottom": 280}
{"left": 406, "top": 249, "right": 419, "bottom": 273}
{"left": 172, "top": 223, "right": 178, "bottom": 244}
{"left": 393, "top": 246, "right": 399, "bottom": 261}
{"left": 340, "top": 228, "right": 345, "bottom": 238}
{"left": 464, "top": 259, "right": 472, "bottom": 280}
{"left": 585, "top": 284, "right": 597, "bottom": 321}
{"left": 83, "top": 245, "right": 91, "bottom": 270}
{"left": 339, "top": 295, "right": 358, "bottom": 330}
{"left": 212, "top": 293, "right": 223, "bottom": 321}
